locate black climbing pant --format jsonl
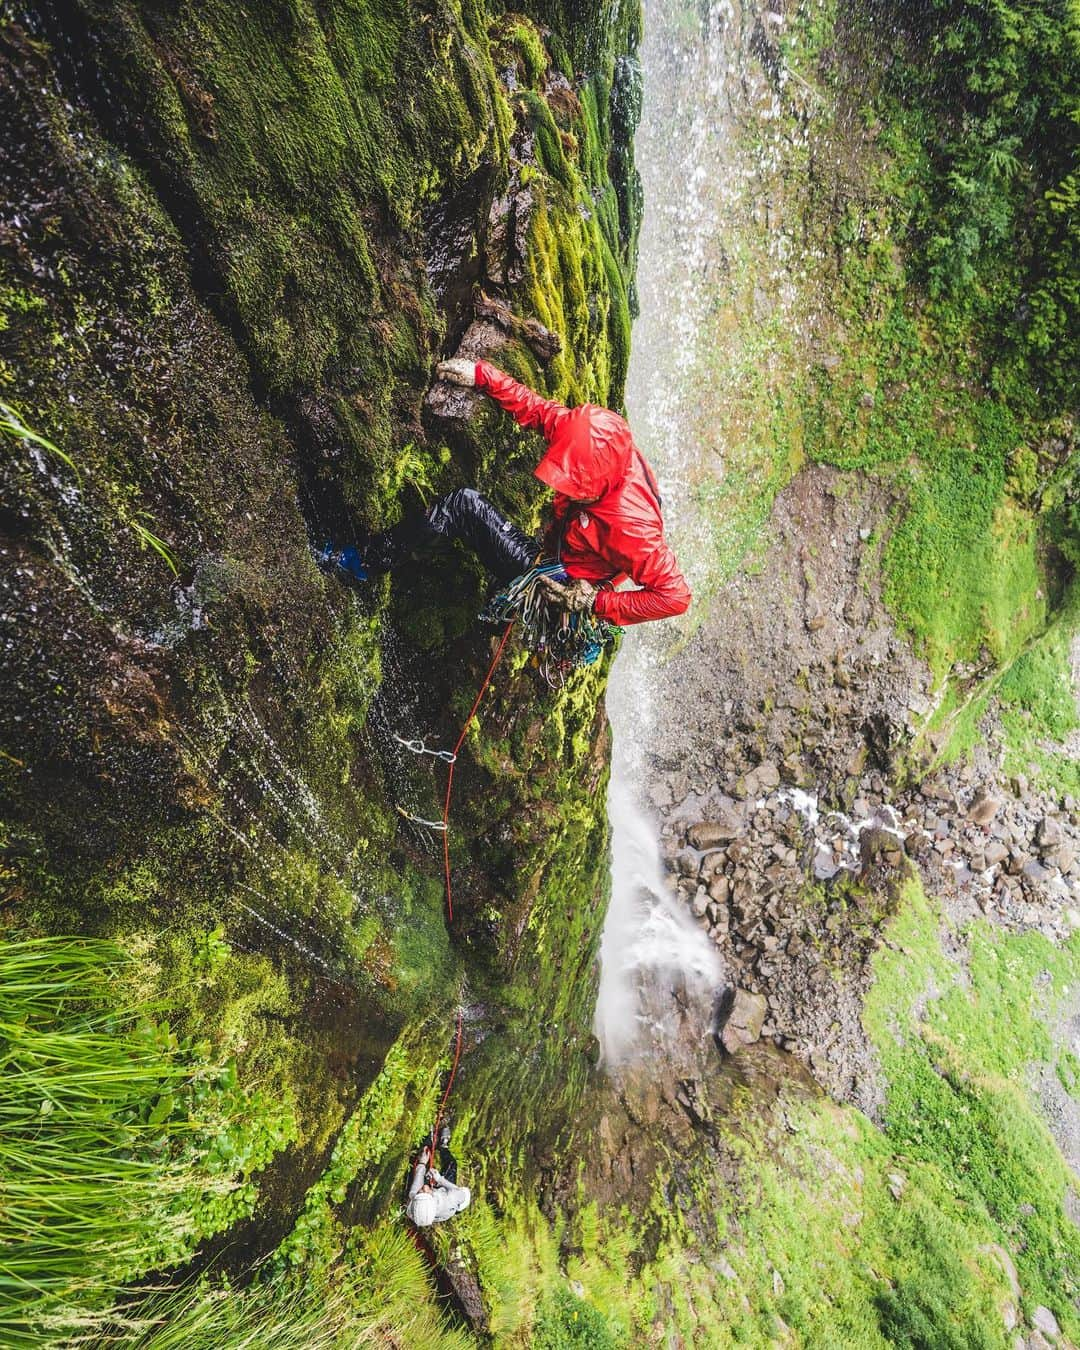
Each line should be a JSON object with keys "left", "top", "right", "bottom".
{"left": 363, "top": 488, "right": 538, "bottom": 583}
{"left": 438, "top": 1144, "right": 458, "bottom": 1184}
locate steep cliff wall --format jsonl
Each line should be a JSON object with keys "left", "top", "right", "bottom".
{"left": 0, "top": 0, "right": 640, "bottom": 1339}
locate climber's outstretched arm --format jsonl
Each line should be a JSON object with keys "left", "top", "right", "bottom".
{"left": 437, "top": 358, "right": 567, "bottom": 443}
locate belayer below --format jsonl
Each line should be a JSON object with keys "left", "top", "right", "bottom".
{"left": 320, "top": 360, "right": 691, "bottom": 627}
{"left": 405, "top": 1128, "right": 471, "bottom": 1227}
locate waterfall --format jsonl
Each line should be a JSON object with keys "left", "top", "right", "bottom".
{"left": 594, "top": 0, "right": 732, "bottom": 1067}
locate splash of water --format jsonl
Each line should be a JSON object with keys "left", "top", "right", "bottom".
{"left": 595, "top": 636, "right": 723, "bottom": 1066}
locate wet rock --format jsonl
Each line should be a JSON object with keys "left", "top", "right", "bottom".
{"left": 814, "top": 847, "right": 841, "bottom": 880}
{"left": 692, "top": 886, "right": 710, "bottom": 918}
{"left": 968, "top": 787, "right": 1002, "bottom": 826}
{"left": 719, "top": 988, "right": 767, "bottom": 1054}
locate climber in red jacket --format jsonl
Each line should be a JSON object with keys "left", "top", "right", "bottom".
{"left": 319, "top": 359, "right": 691, "bottom": 627}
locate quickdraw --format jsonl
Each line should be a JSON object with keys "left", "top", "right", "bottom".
{"left": 396, "top": 805, "right": 447, "bottom": 832}
{"left": 393, "top": 732, "right": 457, "bottom": 764}
{"left": 479, "top": 560, "right": 620, "bottom": 688}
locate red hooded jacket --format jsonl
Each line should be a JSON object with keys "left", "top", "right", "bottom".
{"left": 474, "top": 362, "right": 691, "bottom": 626}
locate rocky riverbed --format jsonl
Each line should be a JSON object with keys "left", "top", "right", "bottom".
{"left": 642, "top": 465, "right": 1080, "bottom": 1114}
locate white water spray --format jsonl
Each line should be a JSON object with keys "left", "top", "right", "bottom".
{"left": 595, "top": 636, "right": 723, "bottom": 1066}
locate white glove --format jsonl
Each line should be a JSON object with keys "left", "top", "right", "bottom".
{"left": 436, "top": 358, "right": 476, "bottom": 387}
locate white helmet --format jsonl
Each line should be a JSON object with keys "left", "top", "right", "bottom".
{"left": 408, "top": 1192, "right": 437, "bottom": 1227}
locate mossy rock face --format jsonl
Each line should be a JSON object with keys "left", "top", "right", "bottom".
{"left": 0, "top": 0, "right": 641, "bottom": 1322}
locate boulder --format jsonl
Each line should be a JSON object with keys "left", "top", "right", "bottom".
{"left": 745, "top": 761, "right": 781, "bottom": 796}
{"left": 708, "top": 873, "right": 731, "bottom": 904}
{"left": 984, "top": 840, "right": 1009, "bottom": 867}
{"left": 1037, "top": 816, "right": 1063, "bottom": 850}
{"left": 688, "top": 814, "right": 742, "bottom": 849}
{"left": 674, "top": 848, "right": 700, "bottom": 877}
{"left": 719, "top": 988, "right": 767, "bottom": 1054}
{"left": 968, "top": 787, "right": 1003, "bottom": 826}
{"left": 692, "top": 886, "right": 710, "bottom": 917}
{"left": 1031, "top": 1306, "right": 1060, "bottom": 1340}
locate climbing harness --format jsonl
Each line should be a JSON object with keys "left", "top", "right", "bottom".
{"left": 393, "top": 732, "right": 457, "bottom": 763}
{"left": 479, "top": 559, "right": 620, "bottom": 688}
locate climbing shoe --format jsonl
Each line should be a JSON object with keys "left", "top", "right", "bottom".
{"left": 317, "top": 542, "right": 368, "bottom": 587}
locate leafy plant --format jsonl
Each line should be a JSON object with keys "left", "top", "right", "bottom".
{"left": 127, "top": 513, "right": 180, "bottom": 576}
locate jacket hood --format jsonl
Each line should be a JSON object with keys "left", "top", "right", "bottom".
{"left": 534, "top": 405, "right": 632, "bottom": 502}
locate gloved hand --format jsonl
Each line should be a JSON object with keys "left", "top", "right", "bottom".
{"left": 539, "top": 575, "right": 597, "bottom": 614}
{"left": 436, "top": 357, "right": 476, "bottom": 387}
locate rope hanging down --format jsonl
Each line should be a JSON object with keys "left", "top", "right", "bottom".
{"left": 420, "top": 560, "right": 616, "bottom": 1155}
{"left": 424, "top": 621, "right": 513, "bottom": 1157}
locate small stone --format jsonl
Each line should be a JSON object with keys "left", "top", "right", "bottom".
{"left": 708, "top": 873, "right": 731, "bottom": 904}
{"left": 714, "top": 1255, "right": 737, "bottom": 1281}
{"left": 1022, "top": 859, "right": 1052, "bottom": 884}
{"left": 1006, "top": 850, "right": 1027, "bottom": 876}
{"left": 1011, "top": 773, "right": 1028, "bottom": 798}
{"left": 887, "top": 1172, "right": 906, "bottom": 1200}
{"left": 692, "top": 886, "right": 710, "bottom": 917}
{"left": 805, "top": 614, "right": 826, "bottom": 632}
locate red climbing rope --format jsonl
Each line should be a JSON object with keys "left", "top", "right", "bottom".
{"left": 429, "top": 621, "right": 513, "bottom": 1154}
{"left": 440, "top": 621, "right": 514, "bottom": 924}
